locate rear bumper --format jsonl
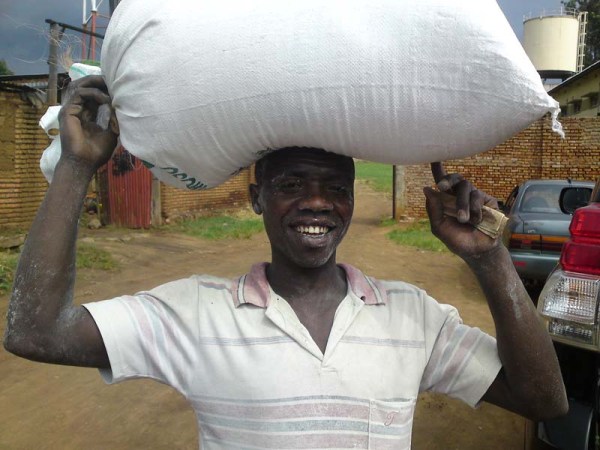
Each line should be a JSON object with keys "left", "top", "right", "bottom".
{"left": 510, "top": 252, "right": 559, "bottom": 280}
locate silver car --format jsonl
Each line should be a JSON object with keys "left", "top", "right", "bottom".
{"left": 502, "top": 179, "right": 594, "bottom": 284}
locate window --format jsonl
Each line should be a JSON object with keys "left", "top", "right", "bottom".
{"left": 560, "top": 105, "right": 568, "bottom": 117}
{"left": 520, "top": 185, "right": 563, "bottom": 214}
{"left": 503, "top": 187, "right": 519, "bottom": 213}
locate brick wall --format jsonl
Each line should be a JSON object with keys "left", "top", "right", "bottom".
{"left": 0, "top": 91, "right": 49, "bottom": 230}
{"left": 540, "top": 119, "right": 600, "bottom": 181}
{"left": 402, "top": 117, "right": 600, "bottom": 219}
{"left": 161, "top": 167, "right": 254, "bottom": 220}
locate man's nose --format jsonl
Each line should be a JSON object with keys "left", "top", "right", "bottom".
{"left": 298, "top": 184, "right": 334, "bottom": 212}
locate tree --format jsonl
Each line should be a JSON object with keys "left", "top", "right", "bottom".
{"left": 0, "top": 59, "right": 14, "bottom": 76}
{"left": 562, "top": 0, "right": 600, "bottom": 66}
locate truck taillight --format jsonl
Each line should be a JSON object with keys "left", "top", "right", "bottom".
{"left": 538, "top": 270, "right": 599, "bottom": 352}
{"left": 538, "top": 203, "right": 600, "bottom": 352}
{"left": 560, "top": 203, "right": 600, "bottom": 276}
{"left": 569, "top": 203, "right": 600, "bottom": 238}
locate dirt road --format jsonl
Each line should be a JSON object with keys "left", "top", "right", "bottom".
{"left": 0, "top": 183, "right": 526, "bottom": 449}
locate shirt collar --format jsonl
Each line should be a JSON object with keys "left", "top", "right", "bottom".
{"left": 232, "top": 262, "right": 387, "bottom": 308}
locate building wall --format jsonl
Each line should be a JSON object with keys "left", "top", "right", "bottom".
{"left": 403, "top": 117, "right": 600, "bottom": 219}
{"left": 161, "top": 167, "right": 254, "bottom": 220}
{"left": 0, "top": 91, "right": 49, "bottom": 230}
{"left": 550, "top": 68, "right": 600, "bottom": 118}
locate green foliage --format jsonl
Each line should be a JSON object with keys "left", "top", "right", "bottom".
{"left": 173, "top": 215, "right": 264, "bottom": 240}
{"left": 562, "top": 0, "right": 600, "bottom": 66}
{"left": 386, "top": 220, "right": 448, "bottom": 252}
{"left": 0, "top": 243, "right": 117, "bottom": 296}
{"left": 76, "top": 243, "right": 119, "bottom": 270}
{"left": 355, "top": 161, "right": 393, "bottom": 193}
{"left": 0, "top": 59, "right": 14, "bottom": 76}
{"left": 0, "top": 252, "right": 19, "bottom": 295}
{"left": 379, "top": 217, "right": 398, "bottom": 227}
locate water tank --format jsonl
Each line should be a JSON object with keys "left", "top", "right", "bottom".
{"left": 523, "top": 10, "right": 580, "bottom": 79}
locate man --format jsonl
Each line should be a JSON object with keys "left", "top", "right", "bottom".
{"left": 4, "top": 76, "right": 567, "bottom": 449}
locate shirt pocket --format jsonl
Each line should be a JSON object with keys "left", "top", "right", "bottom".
{"left": 368, "top": 398, "right": 416, "bottom": 450}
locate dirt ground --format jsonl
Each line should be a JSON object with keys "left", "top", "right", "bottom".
{"left": 0, "top": 183, "right": 528, "bottom": 449}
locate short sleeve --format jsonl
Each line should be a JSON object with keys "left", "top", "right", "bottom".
{"left": 83, "top": 277, "right": 201, "bottom": 391}
{"left": 419, "top": 295, "right": 502, "bottom": 407}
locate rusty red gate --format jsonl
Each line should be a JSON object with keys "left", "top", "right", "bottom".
{"left": 100, "top": 146, "right": 153, "bottom": 228}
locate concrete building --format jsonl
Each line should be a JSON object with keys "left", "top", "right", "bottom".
{"left": 549, "top": 60, "right": 600, "bottom": 118}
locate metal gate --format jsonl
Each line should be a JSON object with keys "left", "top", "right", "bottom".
{"left": 102, "top": 146, "right": 153, "bottom": 228}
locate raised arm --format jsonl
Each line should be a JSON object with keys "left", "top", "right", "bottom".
{"left": 3, "top": 76, "right": 118, "bottom": 368}
{"left": 423, "top": 162, "right": 568, "bottom": 421}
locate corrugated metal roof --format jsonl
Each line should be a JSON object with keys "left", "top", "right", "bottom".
{"left": 0, "top": 73, "right": 69, "bottom": 91}
{"left": 0, "top": 82, "right": 39, "bottom": 94}
{"left": 548, "top": 60, "right": 600, "bottom": 95}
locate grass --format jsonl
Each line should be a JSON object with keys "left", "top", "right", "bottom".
{"left": 378, "top": 217, "right": 398, "bottom": 227}
{"left": 172, "top": 215, "right": 264, "bottom": 240}
{"left": 355, "top": 161, "right": 393, "bottom": 193}
{"left": 0, "top": 252, "right": 19, "bottom": 296}
{"left": 382, "top": 219, "right": 448, "bottom": 252}
{"left": 0, "top": 243, "right": 118, "bottom": 296}
{"left": 354, "top": 164, "right": 475, "bottom": 253}
{"left": 76, "top": 243, "right": 119, "bottom": 271}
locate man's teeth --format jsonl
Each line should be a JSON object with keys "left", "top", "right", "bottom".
{"left": 296, "top": 225, "right": 329, "bottom": 235}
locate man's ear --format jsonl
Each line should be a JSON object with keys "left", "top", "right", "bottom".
{"left": 249, "top": 183, "right": 262, "bottom": 215}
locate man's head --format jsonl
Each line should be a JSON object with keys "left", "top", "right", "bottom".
{"left": 250, "top": 148, "right": 355, "bottom": 270}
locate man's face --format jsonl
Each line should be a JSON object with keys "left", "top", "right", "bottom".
{"left": 250, "top": 149, "right": 354, "bottom": 269}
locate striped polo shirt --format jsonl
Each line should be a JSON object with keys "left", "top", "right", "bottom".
{"left": 84, "top": 263, "right": 501, "bottom": 450}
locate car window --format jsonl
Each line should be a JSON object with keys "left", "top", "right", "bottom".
{"left": 520, "top": 185, "right": 563, "bottom": 213}
{"left": 504, "top": 187, "right": 518, "bottom": 213}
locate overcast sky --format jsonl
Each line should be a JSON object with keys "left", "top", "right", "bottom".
{"left": 1, "top": 0, "right": 564, "bottom": 76}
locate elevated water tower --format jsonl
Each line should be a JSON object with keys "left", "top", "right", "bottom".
{"left": 523, "top": 8, "right": 588, "bottom": 80}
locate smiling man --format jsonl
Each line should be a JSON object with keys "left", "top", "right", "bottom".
{"left": 4, "top": 77, "right": 567, "bottom": 449}
{"left": 248, "top": 148, "right": 355, "bottom": 354}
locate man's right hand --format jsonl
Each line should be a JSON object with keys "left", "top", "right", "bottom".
{"left": 59, "top": 75, "right": 119, "bottom": 172}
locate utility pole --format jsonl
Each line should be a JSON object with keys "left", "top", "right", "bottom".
{"left": 392, "top": 165, "right": 407, "bottom": 220}
{"left": 47, "top": 22, "right": 63, "bottom": 105}
{"left": 82, "top": 0, "right": 102, "bottom": 60}
{"left": 46, "top": 19, "right": 105, "bottom": 105}
{"left": 90, "top": 1, "right": 98, "bottom": 61}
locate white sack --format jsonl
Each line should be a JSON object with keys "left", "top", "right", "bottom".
{"left": 39, "top": 64, "right": 103, "bottom": 183}
{"left": 39, "top": 106, "right": 62, "bottom": 183}
{"left": 99, "top": 0, "right": 561, "bottom": 190}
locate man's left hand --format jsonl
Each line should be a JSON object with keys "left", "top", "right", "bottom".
{"left": 423, "top": 162, "right": 500, "bottom": 259}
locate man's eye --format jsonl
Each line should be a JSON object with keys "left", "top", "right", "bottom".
{"left": 328, "top": 185, "right": 350, "bottom": 194}
{"left": 276, "top": 180, "right": 303, "bottom": 192}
